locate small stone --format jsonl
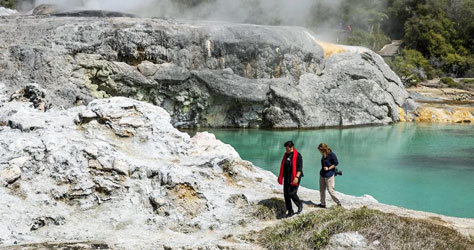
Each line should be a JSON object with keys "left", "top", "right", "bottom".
{"left": 149, "top": 195, "right": 170, "bottom": 216}
{"left": 79, "top": 110, "right": 97, "bottom": 120}
{"left": 149, "top": 196, "right": 167, "bottom": 208}
{"left": 113, "top": 159, "right": 129, "bottom": 176}
{"left": 1, "top": 165, "right": 22, "bottom": 185}
{"left": 83, "top": 146, "right": 98, "bottom": 159}
{"left": 8, "top": 156, "right": 30, "bottom": 168}
{"left": 111, "top": 127, "right": 135, "bottom": 137}
{"left": 88, "top": 159, "right": 102, "bottom": 169}
{"left": 137, "top": 61, "right": 159, "bottom": 77}
{"left": 98, "top": 156, "right": 114, "bottom": 170}
{"left": 325, "top": 232, "right": 368, "bottom": 250}
{"left": 222, "top": 68, "right": 234, "bottom": 74}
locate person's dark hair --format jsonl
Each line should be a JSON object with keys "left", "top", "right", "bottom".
{"left": 284, "top": 141, "right": 294, "bottom": 148}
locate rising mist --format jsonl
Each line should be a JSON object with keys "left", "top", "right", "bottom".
{"left": 33, "top": 0, "right": 340, "bottom": 27}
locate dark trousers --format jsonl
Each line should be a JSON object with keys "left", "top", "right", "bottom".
{"left": 283, "top": 180, "right": 301, "bottom": 213}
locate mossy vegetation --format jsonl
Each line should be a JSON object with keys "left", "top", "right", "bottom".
{"left": 389, "top": 49, "right": 438, "bottom": 85}
{"left": 248, "top": 206, "right": 474, "bottom": 250}
{"left": 441, "top": 77, "right": 460, "bottom": 88}
{"left": 461, "top": 79, "right": 474, "bottom": 84}
{"left": 0, "top": 0, "right": 16, "bottom": 9}
{"left": 253, "top": 198, "right": 286, "bottom": 220}
{"left": 460, "top": 79, "right": 474, "bottom": 91}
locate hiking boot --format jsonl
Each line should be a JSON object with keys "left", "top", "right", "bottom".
{"left": 297, "top": 203, "right": 303, "bottom": 214}
{"left": 316, "top": 203, "right": 326, "bottom": 208}
{"left": 285, "top": 211, "right": 294, "bottom": 218}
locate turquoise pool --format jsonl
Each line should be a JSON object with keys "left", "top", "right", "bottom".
{"left": 197, "top": 123, "right": 474, "bottom": 218}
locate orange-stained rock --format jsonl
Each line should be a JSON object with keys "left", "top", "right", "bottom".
{"left": 413, "top": 106, "right": 474, "bottom": 123}
{"left": 398, "top": 107, "right": 407, "bottom": 122}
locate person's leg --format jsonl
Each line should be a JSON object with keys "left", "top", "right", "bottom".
{"left": 289, "top": 184, "right": 302, "bottom": 213}
{"left": 327, "top": 176, "right": 341, "bottom": 205}
{"left": 319, "top": 176, "right": 326, "bottom": 205}
{"left": 319, "top": 176, "right": 326, "bottom": 206}
{"left": 283, "top": 183, "right": 293, "bottom": 213}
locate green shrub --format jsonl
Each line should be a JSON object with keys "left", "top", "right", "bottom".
{"left": 345, "top": 30, "right": 391, "bottom": 51}
{"left": 440, "top": 77, "right": 460, "bottom": 88}
{"left": 443, "top": 53, "right": 472, "bottom": 76}
{"left": 389, "top": 49, "right": 437, "bottom": 85}
{"left": 311, "top": 229, "right": 329, "bottom": 249}
{"left": 0, "top": 0, "right": 16, "bottom": 9}
{"left": 461, "top": 79, "right": 474, "bottom": 84}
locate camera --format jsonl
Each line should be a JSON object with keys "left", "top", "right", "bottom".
{"left": 335, "top": 168, "right": 343, "bottom": 176}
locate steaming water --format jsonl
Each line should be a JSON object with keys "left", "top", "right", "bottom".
{"left": 200, "top": 123, "right": 474, "bottom": 218}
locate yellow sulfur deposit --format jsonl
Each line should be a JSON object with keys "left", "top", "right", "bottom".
{"left": 414, "top": 106, "right": 474, "bottom": 123}
{"left": 303, "top": 31, "right": 346, "bottom": 58}
{"left": 314, "top": 40, "right": 346, "bottom": 58}
{"left": 398, "top": 107, "right": 408, "bottom": 122}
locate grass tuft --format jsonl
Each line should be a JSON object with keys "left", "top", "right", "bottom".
{"left": 249, "top": 206, "right": 474, "bottom": 250}
{"left": 253, "top": 198, "right": 286, "bottom": 220}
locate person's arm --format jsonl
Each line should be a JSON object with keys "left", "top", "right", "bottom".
{"left": 296, "top": 153, "right": 303, "bottom": 177}
{"left": 328, "top": 152, "right": 338, "bottom": 170}
{"left": 294, "top": 153, "right": 303, "bottom": 183}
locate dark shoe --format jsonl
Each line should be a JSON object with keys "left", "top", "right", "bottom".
{"left": 285, "top": 211, "right": 294, "bottom": 218}
{"left": 316, "top": 203, "right": 326, "bottom": 208}
{"left": 297, "top": 203, "right": 303, "bottom": 214}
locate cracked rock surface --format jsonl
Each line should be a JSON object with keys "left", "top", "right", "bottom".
{"left": 0, "top": 88, "right": 280, "bottom": 248}
{"left": 0, "top": 15, "right": 410, "bottom": 128}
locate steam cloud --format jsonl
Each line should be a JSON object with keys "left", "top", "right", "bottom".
{"left": 31, "top": 0, "right": 346, "bottom": 41}
{"left": 33, "top": 0, "right": 340, "bottom": 26}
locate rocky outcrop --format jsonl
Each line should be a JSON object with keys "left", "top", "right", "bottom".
{"left": 400, "top": 87, "right": 474, "bottom": 123}
{"left": 0, "top": 15, "right": 410, "bottom": 128}
{"left": 0, "top": 87, "right": 472, "bottom": 249}
{"left": 410, "top": 105, "right": 474, "bottom": 123}
{"left": 0, "top": 87, "right": 274, "bottom": 248}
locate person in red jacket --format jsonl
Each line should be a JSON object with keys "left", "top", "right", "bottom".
{"left": 278, "top": 141, "right": 304, "bottom": 217}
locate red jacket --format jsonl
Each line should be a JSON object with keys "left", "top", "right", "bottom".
{"left": 278, "top": 148, "right": 300, "bottom": 186}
